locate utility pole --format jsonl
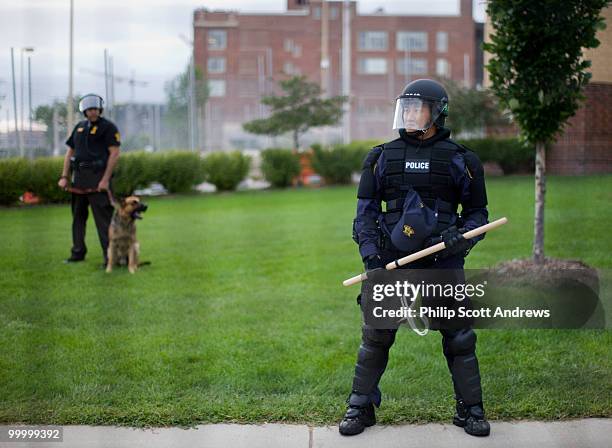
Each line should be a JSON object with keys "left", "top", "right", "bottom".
{"left": 320, "top": 0, "right": 330, "bottom": 146}
{"left": 67, "top": 0, "right": 75, "bottom": 136}
{"left": 104, "top": 49, "right": 110, "bottom": 110}
{"left": 20, "top": 50, "right": 24, "bottom": 136}
{"left": 342, "top": 0, "right": 352, "bottom": 144}
{"left": 109, "top": 56, "right": 115, "bottom": 119}
{"left": 189, "top": 56, "right": 196, "bottom": 152}
{"left": 320, "top": 0, "right": 330, "bottom": 95}
{"left": 52, "top": 105, "right": 60, "bottom": 156}
{"left": 179, "top": 34, "right": 197, "bottom": 152}
{"left": 10, "top": 48, "right": 22, "bottom": 157}
{"left": 28, "top": 55, "right": 33, "bottom": 132}
{"left": 20, "top": 48, "right": 33, "bottom": 152}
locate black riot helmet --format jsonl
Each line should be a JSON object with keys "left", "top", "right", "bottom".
{"left": 78, "top": 93, "right": 104, "bottom": 116}
{"left": 392, "top": 79, "right": 449, "bottom": 132}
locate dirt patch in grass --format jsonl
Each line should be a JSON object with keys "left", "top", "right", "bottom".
{"left": 493, "top": 257, "right": 599, "bottom": 289}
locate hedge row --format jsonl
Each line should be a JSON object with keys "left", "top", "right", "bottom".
{"left": 457, "top": 138, "right": 534, "bottom": 173}
{"left": 304, "top": 137, "right": 533, "bottom": 186}
{"left": 0, "top": 138, "right": 533, "bottom": 205}
{"left": 0, "top": 151, "right": 251, "bottom": 206}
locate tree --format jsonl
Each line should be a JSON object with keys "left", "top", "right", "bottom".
{"left": 483, "top": 0, "right": 608, "bottom": 264}
{"left": 163, "top": 64, "right": 208, "bottom": 148}
{"left": 442, "top": 78, "right": 509, "bottom": 136}
{"left": 34, "top": 96, "right": 80, "bottom": 148}
{"left": 243, "top": 76, "right": 347, "bottom": 149}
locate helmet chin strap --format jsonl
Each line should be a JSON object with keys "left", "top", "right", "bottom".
{"left": 406, "top": 129, "right": 426, "bottom": 136}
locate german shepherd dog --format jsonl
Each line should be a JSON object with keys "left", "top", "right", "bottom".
{"left": 106, "top": 195, "right": 148, "bottom": 274}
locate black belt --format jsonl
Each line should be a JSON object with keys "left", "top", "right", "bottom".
{"left": 76, "top": 160, "right": 106, "bottom": 170}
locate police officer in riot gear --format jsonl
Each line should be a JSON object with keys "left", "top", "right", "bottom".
{"left": 58, "top": 94, "right": 121, "bottom": 266}
{"left": 339, "top": 79, "right": 491, "bottom": 437}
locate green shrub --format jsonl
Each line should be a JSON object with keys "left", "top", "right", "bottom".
{"left": 0, "top": 158, "right": 29, "bottom": 205}
{"left": 459, "top": 138, "right": 534, "bottom": 174}
{"left": 261, "top": 148, "right": 301, "bottom": 188}
{"left": 112, "top": 151, "right": 158, "bottom": 196}
{"left": 202, "top": 151, "right": 251, "bottom": 191}
{"left": 344, "top": 140, "right": 382, "bottom": 167}
{"left": 27, "top": 157, "right": 70, "bottom": 203}
{"left": 311, "top": 143, "right": 364, "bottom": 185}
{"left": 155, "top": 151, "right": 206, "bottom": 194}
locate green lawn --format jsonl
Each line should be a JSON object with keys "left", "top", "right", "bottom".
{"left": 0, "top": 175, "right": 611, "bottom": 426}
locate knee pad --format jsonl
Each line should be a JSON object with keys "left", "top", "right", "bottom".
{"left": 362, "top": 327, "right": 396, "bottom": 349}
{"left": 444, "top": 329, "right": 476, "bottom": 356}
{"left": 357, "top": 327, "right": 396, "bottom": 367}
{"left": 352, "top": 328, "right": 396, "bottom": 394}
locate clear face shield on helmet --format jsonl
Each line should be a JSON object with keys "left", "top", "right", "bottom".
{"left": 78, "top": 95, "right": 104, "bottom": 113}
{"left": 392, "top": 97, "right": 444, "bottom": 132}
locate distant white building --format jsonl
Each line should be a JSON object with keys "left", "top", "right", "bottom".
{"left": 0, "top": 120, "right": 48, "bottom": 157}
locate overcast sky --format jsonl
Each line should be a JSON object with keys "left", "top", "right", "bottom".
{"left": 0, "top": 0, "right": 486, "bottom": 123}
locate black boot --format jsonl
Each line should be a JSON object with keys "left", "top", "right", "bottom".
{"left": 453, "top": 400, "right": 490, "bottom": 437}
{"left": 339, "top": 393, "right": 376, "bottom": 436}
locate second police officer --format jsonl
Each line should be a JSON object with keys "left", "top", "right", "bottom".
{"left": 58, "top": 94, "right": 121, "bottom": 266}
{"left": 339, "top": 79, "right": 491, "bottom": 437}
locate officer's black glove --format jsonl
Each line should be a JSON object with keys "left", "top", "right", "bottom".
{"left": 437, "top": 226, "right": 473, "bottom": 259}
{"left": 364, "top": 254, "right": 384, "bottom": 272}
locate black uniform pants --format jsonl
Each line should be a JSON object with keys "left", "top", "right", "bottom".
{"left": 70, "top": 191, "right": 113, "bottom": 261}
{"left": 350, "top": 252, "right": 483, "bottom": 407}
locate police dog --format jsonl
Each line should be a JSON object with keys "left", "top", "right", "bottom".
{"left": 106, "top": 195, "right": 148, "bottom": 274}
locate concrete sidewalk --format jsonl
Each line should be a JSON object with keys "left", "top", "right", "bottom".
{"left": 1, "top": 419, "right": 610, "bottom": 448}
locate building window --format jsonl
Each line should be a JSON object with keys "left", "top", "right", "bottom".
{"left": 358, "top": 58, "right": 387, "bottom": 75}
{"left": 313, "top": 6, "right": 321, "bottom": 19}
{"left": 208, "top": 30, "right": 227, "bottom": 50}
{"left": 396, "top": 58, "right": 428, "bottom": 75}
{"left": 283, "top": 62, "right": 302, "bottom": 76}
{"left": 436, "top": 31, "right": 448, "bottom": 53}
{"left": 436, "top": 58, "right": 450, "bottom": 77}
{"left": 358, "top": 31, "right": 388, "bottom": 51}
{"left": 330, "top": 7, "right": 339, "bottom": 19}
{"left": 284, "top": 39, "right": 302, "bottom": 57}
{"left": 207, "top": 57, "right": 226, "bottom": 74}
{"left": 397, "top": 31, "right": 428, "bottom": 52}
{"left": 208, "top": 79, "right": 226, "bottom": 97}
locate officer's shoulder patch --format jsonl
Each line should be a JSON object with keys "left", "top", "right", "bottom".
{"left": 77, "top": 127, "right": 84, "bottom": 133}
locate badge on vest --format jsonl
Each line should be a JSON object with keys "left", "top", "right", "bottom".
{"left": 404, "top": 159, "right": 430, "bottom": 173}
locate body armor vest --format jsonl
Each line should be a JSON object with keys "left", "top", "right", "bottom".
{"left": 379, "top": 138, "right": 464, "bottom": 236}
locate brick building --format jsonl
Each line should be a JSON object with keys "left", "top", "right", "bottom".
{"left": 194, "top": 0, "right": 482, "bottom": 150}
{"left": 484, "top": 5, "right": 612, "bottom": 175}
{"left": 546, "top": 5, "right": 612, "bottom": 174}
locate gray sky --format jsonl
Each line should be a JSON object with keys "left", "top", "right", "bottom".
{"left": 0, "top": 0, "right": 486, "bottom": 123}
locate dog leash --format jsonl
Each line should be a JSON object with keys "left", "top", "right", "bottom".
{"left": 64, "top": 186, "right": 119, "bottom": 209}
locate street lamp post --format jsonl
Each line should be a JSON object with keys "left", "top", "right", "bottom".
{"left": 67, "top": 0, "right": 75, "bottom": 136}
{"left": 10, "top": 48, "right": 22, "bottom": 157}
{"left": 28, "top": 52, "right": 34, "bottom": 132}
{"left": 20, "top": 47, "right": 34, "bottom": 153}
{"left": 179, "top": 34, "right": 196, "bottom": 152}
